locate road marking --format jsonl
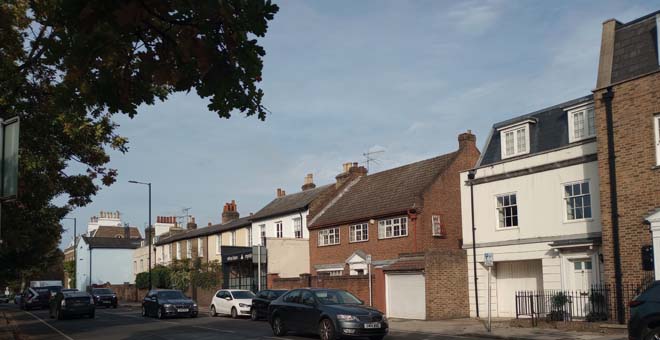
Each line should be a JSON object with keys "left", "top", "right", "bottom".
{"left": 23, "top": 310, "right": 75, "bottom": 340}
{"left": 191, "top": 325, "right": 235, "bottom": 333}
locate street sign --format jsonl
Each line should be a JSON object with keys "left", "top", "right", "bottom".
{"left": 0, "top": 117, "right": 19, "bottom": 199}
{"left": 484, "top": 252, "right": 494, "bottom": 267}
{"left": 252, "top": 246, "right": 267, "bottom": 264}
{"left": 366, "top": 255, "right": 372, "bottom": 264}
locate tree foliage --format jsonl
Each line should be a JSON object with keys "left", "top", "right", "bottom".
{"left": 63, "top": 260, "right": 75, "bottom": 288}
{"left": 0, "top": 0, "right": 278, "bottom": 283}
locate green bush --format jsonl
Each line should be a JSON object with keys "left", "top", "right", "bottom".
{"left": 192, "top": 271, "right": 220, "bottom": 289}
{"left": 151, "top": 266, "right": 172, "bottom": 289}
{"left": 170, "top": 271, "right": 190, "bottom": 291}
{"left": 135, "top": 272, "right": 150, "bottom": 289}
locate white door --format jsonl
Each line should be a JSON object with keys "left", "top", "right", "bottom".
{"left": 496, "top": 260, "right": 543, "bottom": 317}
{"left": 569, "top": 259, "right": 594, "bottom": 291}
{"left": 385, "top": 273, "right": 426, "bottom": 320}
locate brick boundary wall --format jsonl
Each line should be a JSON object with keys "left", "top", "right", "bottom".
{"left": 424, "top": 249, "right": 469, "bottom": 320}
{"left": 269, "top": 273, "right": 374, "bottom": 308}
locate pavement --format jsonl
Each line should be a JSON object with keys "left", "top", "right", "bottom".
{"left": 0, "top": 303, "right": 628, "bottom": 340}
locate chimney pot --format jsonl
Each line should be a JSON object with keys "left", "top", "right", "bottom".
{"left": 222, "top": 201, "right": 240, "bottom": 224}
{"left": 302, "top": 173, "right": 317, "bottom": 191}
{"left": 336, "top": 161, "right": 367, "bottom": 188}
{"left": 208, "top": 222, "right": 212, "bottom": 227}
{"left": 277, "top": 188, "right": 286, "bottom": 198}
{"left": 458, "top": 130, "right": 477, "bottom": 149}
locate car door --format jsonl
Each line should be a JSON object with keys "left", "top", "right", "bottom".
{"left": 253, "top": 291, "right": 267, "bottom": 317}
{"left": 280, "top": 290, "right": 302, "bottom": 331}
{"left": 219, "top": 291, "right": 231, "bottom": 314}
{"left": 299, "top": 291, "right": 321, "bottom": 333}
{"left": 145, "top": 291, "right": 156, "bottom": 316}
{"left": 212, "top": 290, "right": 222, "bottom": 313}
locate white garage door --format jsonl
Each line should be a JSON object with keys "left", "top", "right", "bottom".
{"left": 386, "top": 273, "right": 426, "bottom": 320}
{"left": 496, "top": 260, "right": 543, "bottom": 318}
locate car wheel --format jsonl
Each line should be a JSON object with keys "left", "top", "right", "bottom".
{"left": 231, "top": 307, "right": 238, "bottom": 319}
{"left": 250, "top": 308, "right": 258, "bottom": 321}
{"left": 190, "top": 313, "right": 197, "bottom": 318}
{"left": 157, "top": 308, "right": 164, "bottom": 319}
{"left": 272, "top": 315, "right": 287, "bottom": 336}
{"left": 642, "top": 326, "right": 660, "bottom": 340}
{"left": 56, "top": 308, "right": 64, "bottom": 321}
{"left": 319, "top": 318, "right": 335, "bottom": 340}
{"left": 209, "top": 305, "right": 217, "bottom": 317}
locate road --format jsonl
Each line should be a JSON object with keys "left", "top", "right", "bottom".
{"left": 0, "top": 304, "right": 486, "bottom": 340}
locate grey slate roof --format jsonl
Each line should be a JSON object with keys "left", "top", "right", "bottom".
{"left": 250, "top": 184, "right": 332, "bottom": 222}
{"left": 478, "top": 95, "right": 593, "bottom": 167}
{"left": 611, "top": 11, "right": 660, "bottom": 84}
{"left": 83, "top": 237, "right": 141, "bottom": 249}
{"left": 310, "top": 152, "right": 459, "bottom": 228}
{"left": 154, "top": 216, "right": 252, "bottom": 246}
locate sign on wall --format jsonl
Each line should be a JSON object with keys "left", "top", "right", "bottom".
{"left": 484, "top": 252, "right": 494, "bottom": 267}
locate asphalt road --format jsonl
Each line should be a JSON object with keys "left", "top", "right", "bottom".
{"left": 0, "top": 304, "right": 486, "bottom": 340}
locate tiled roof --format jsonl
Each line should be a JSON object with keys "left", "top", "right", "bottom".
{"left": 82, "top": 237, "right": 141, "bottom": 249}
{"left": 154, "top": 216, "right": 252, "bottom": 246}
{"left": 478, "top": 95, "right": 594, "bottom": 167}
{"left": 310, "top": 152, "right": 459, "bottom": 228}
{"left": 91, "top": 226, "right": 142, "bottom": 239}
{"left": 611, "top": 11, "right": 660, "bottom": 83}
{"left": 250, "top": 184, "right": 333, "bottom": 222}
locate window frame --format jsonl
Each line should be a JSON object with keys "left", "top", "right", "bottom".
{"left": 230, "top": 231, "right": 236, "bottom": 246}
{"left": 247, "top": 227, "right": 252, "bottom": 247}
{"left": 176, "top": 242, "right": 181, "bottom": 260}
{"left": 499, "top": 123, "right": 530, "bottom": 159}
{"left": 318, "top": 227, "right": 340, "bottom": 246}
{"left": 293, "top": 218, "right": 303, "bottom": 239}
{"left": 495, "top": 192, "right": 519, "bottom": 230}
{"left": 654, "top": 115, "right": 660, "bottom": 166}
{"left": 431, "top": 215, "right": 444, "bottom": 237}
{"left": 186, "top": 239, "right": 192, "bottom": 258}
{"left": 349, "top": 223, "right": 369, "bottom": 243}
{"left": 377, "top": 217, "right": 408, "bottom": 239}
{"left": 275, "top": 221, "right": 283, "bottom": 238}
{"left": 198, "top": 237, "right": 204, "bottom": 257}
{"left": 567, "top": 104, "right": 596, "bottom": 143}
{"left": 562, "top": 180, "right": 593, "bottom": 222}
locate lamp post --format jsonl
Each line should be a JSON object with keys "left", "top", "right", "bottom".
{"left": 63, "top": 217, "right": 77, "bottom": 289}
{"left": 129, "top": 180, "right": 152, "bottom": 290}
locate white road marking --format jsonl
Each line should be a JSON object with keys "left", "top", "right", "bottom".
{"left": 23, "top": 310, "right": 75, "bottom": 340}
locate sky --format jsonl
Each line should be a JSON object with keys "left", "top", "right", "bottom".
{"left": 58, "top": 0, "right": 658, "bottom": 247}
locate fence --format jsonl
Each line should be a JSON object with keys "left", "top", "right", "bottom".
{"left": 515, "top": 276, "right": 655, "bottom": 324}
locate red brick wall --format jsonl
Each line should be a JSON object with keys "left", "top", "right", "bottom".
{"left": 595, "top": 71, "right": 660, "bottom": 286}
{"left": 108, "top": 283, "right": 149, "bottom": 302}
{"left": 269, "top": 274, "right": 374, "bottom": 310}
{"left": 424, "top": 249, "right": 468, "bottom": 319}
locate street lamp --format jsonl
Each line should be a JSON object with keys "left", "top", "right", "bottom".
{"left": 129, "top": 180, "right": 152, "bottom": 290}
{"left": 63, "top": 217, "right": 77, "bottom": 289}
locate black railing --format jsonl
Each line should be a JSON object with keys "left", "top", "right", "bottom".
{"left": 516, "top": 275, "right": 655, "bottom": 324}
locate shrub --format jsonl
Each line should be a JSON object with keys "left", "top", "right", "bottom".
{"left": 135, "top": 272, "right": 150, "bottom": 289}
{"left": 151, "top": 266, "right": 172, "bottom": 289}
{"left": 170, "top": 271, "right": 190, "bottom": 291}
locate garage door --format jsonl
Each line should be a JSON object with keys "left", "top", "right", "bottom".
{"left": 496, "top": 260, "right": 543, "bottom": 318}
{"left": 386, "top": 273, "right": 425, "bottom": 320}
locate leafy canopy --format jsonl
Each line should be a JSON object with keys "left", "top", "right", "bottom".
{"left": 0, "top": 0, "right": 278, "bottom": 284}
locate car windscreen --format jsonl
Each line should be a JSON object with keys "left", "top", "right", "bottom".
{"left": 272, "top": 290, "right": 286, "bottom": 298}
{"left": 231, "top": 291, "right": 255, "bottom": 299}
{"left": 313, "top": 290, "right": 362, "bottom": 305}
{"left": 93, "top": 289, "right": 113, "bottom": 294}
{"left": 157, "top": 291, "right": 186, "bottom": 300}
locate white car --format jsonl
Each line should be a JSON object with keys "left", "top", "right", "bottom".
{"left": 209, "top": 289, "right": 256, "bottom": 318}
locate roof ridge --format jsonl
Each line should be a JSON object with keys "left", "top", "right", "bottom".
{"left": 492, "top": 94, "right": 593, "bottom": 129}
{"left": 364, "top": 151, "right": 459, "bottom": 178}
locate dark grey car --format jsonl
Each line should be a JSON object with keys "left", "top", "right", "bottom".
{"left": 629, "top": 281, "right": 660, "bottom": 340}
{"left": 268, "top": 288, "right": 388, "bottom": 340}
{"left": 142, "top": 289, "right": 198, "bottom": 319}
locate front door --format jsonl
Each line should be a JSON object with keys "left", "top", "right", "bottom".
{"left": 568, "top": 259, "right": 595, "bottom": 317}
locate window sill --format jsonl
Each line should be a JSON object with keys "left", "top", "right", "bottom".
{"left": 378, "top": 234, "right": 408, "bottom": 240}
{"left": 349, "top": 239, "right": 369, "bottom": 244}
{"left": 318, "top": 243, "right": 341, "bottom": 247}
{"left": 563, "top": 218, "right": 594, "bottom": 224}
{"left": 495, "top": 227, "right": 519, "bottom": 231}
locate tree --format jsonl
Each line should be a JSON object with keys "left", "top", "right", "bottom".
{"left": 0, "top": 0, "right": 278, "bottom": 283}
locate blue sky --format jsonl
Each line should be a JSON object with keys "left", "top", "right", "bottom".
{"left": 59, "top": 0, "right": 658, "bottom": 246}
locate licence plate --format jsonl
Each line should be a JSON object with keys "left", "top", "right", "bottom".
{"left": 364, "top": 322, "right": 381, "bottom": 329}
{"left": 177, "top": 308, "right": 189, "bottom": 313}
{"left": 102, "top": 301, "right": 111, "bottom": 304}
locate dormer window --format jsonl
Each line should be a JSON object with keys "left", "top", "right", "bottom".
{"left": 499, "top": 123, "right": 530, "bottom": 159}
{"left": 567, "top": 104, "right": 595, "bottom": 143}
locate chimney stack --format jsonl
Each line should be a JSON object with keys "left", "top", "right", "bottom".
{"left": 335, "top": 162, "right": 367, "bottom": 188}
{"left": 301, "top": 173, "right": 316, "bottom": 191}
{"left": 186, "top": 216, "right": 197, "bottom": 230}
{"left": 124, "top": 223, "right": 130, "bottom": 239}
{"left": 207, "top": 222, "right": 212, "bottom": 227}
{"left": 222, "top": 200, "right": 240, "bottom": 224}
{"left": 276, "top": 188, "right": 286, "bottom": 198}
{"left": 458, "top": 130, "right": 477, "bottom": 149}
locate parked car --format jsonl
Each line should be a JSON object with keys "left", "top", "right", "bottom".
{"left": 62, "top": 289, "right": 78, "bottom": 293}
{"left": 268, "top": 288, "right": 388, "bottom": 340}
{"left": 13, "top": 294, "right": 21, "bottom": 305}
{"left": 209, "top": 289, "right": 255, "bottom": 318}
{"left": 251, "top": 289, "right": 287, "bottom": 321}
{"left": 20, "top": 286, "right": 61, "bottom": 310}
{"left": 91, "top": 288, "right": 117, "bottom": 308}
{"left": 0, "top": 293, "right": 9, "bottom": 303}
{"left": 628, "top": 281, "right": 660, "bottom": 340}
{"left": 49, "top": 291, "right": 95, "bottom": 320}
{"left": 141, "top": 289, "right": 198, "bottom": 319}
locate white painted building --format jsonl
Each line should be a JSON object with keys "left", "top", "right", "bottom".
{"left": 76, "top": 236, "right": 141, "bottom": 291}
{"left": 86, "top": 211, "right": 123, "bottom": 235}
{"left": 461, "top": 95, "right": 603, "bottom": 318}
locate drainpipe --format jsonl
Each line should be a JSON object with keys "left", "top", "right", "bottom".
{"left": 468, "top": 170, "right": 479, "bottom": 318}
{"left": 603, "top": 87, "right": 624, "bottom": 324}
{"left": 89, "top": 246, "right": 93, "bottom": 292}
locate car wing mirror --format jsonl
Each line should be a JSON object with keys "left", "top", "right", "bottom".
{"left": 225, "top": 297, "right": 232, "bottom": 301}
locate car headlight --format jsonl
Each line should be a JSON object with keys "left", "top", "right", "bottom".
{"left": 336, "top": 314, "right": 359, "bottom": 322}
{"left": 61, "top": 300, "right": 66, "bottom": 307}
{"left": 163, "top": 303, "right": 173, "bottom": 308}
{"left": 239, "top": 303, "right": 250, "bottom": 308}
{"left": 94, "top": 295, "right": 100, "bottom": 299}
{"left": 381, "top": 315, "right": 387, "bottom": 322}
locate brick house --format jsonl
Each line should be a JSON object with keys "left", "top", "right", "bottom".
{"left": 306, "top": 131, "right": 480, "bottom": 320}
{"left": 593, "top": 11, "right": 660, "bottom": 322}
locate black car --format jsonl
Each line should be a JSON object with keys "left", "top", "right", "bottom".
{"left": 251, "top": 289, "right": 287, "bottom": 321}
{"left": 49, "top": 291, "right": 95, "bottom": 320}
{"left": 142, "top": 289, "right": 198, "bottom": 319}
{"left": 20, "top": 286, "right": 61, "bottom": 310}
{"left": 629, "top": 281, "right": 660, "bottom": 340}
{"left": 268, "top": 288, "right": 388, "bottom": 340}
{"left": 91, "top": 288, "right": 118, "bottom": 308}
